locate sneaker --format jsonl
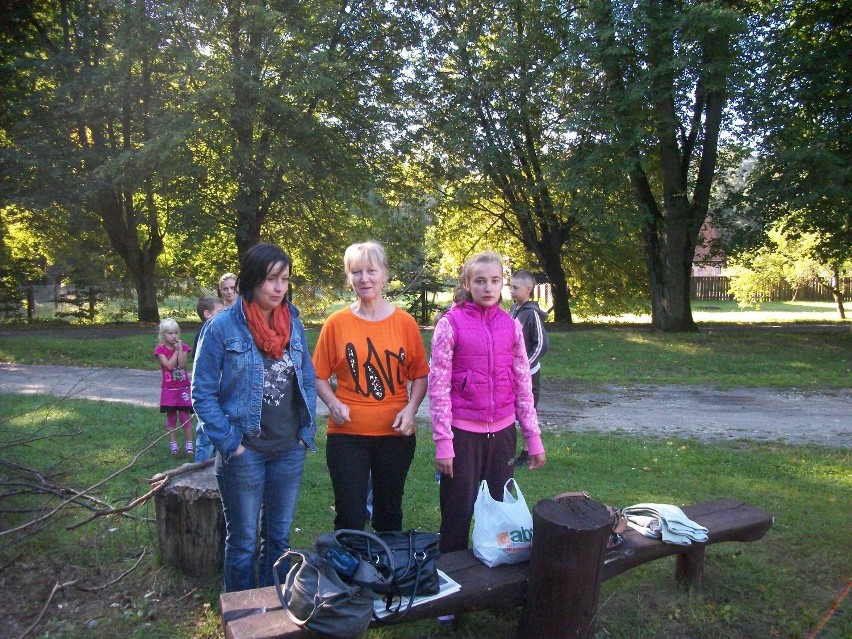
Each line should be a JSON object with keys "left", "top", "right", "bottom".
{"left": 170, "top": 442, "right": 179, "bottom": 455}
{"left": 511, "top": 451, "right": 530, "bottom": 467}
{"left": 185, "top": 441, "right": 194, "bottom": 456}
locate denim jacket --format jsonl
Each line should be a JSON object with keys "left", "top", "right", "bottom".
{"left": 191, "top": 298, "right": 318, "bottom": 461}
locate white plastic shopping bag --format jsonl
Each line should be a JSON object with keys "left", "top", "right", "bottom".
{"left": 472, "top": 478, "right": 533, "bottom": 567}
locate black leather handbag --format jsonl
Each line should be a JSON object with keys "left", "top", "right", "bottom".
{"left": 273, "top": 550, "right": 376, "bottom": 638}
{"left": 333, "top": 529, "right": 441, "bottom": 621}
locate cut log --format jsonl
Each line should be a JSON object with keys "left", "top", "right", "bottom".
{"left": 153, "top": 463, "right": 224, "bottom": 577}
{"left": 518, "top": 496, "right": 612, "bottom": 639}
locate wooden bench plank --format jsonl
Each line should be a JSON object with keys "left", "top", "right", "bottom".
{"left": 221, "top": 498, "right": 773, "bottom": 639}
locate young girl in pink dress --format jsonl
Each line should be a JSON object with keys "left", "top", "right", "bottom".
{"left": 154, "top": 318, "right": 194, "bottom": 455}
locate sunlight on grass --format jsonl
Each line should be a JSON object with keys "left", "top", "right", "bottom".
{"left": 584, "top": 300, "right": 846, "bottom": 324}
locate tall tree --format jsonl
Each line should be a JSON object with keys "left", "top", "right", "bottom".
{"left": 581, "top": 0, "right": 744, "bottom": 331}
{"left": 1, "top": 0, "right": 195, "bottom": 321}
{"left": 414, "top": 0, "right": 618, "bottom": 323}
{"left": 185, "top": 0, "right": 419, "bottom": 258}
{"left": 743, "top": 0, "right": 851, "bottom": 317}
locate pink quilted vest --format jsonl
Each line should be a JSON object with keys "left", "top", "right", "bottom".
{"left": 446, "top": 302, "right": 517, "bottom": 423}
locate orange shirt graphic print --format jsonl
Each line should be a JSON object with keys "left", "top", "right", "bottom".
{"left": 346, "top": 337, "right": 407, "bottom": 401}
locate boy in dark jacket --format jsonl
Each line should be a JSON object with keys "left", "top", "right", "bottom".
{"left": 509, "top": 269, "right": 549, "bottom": 467}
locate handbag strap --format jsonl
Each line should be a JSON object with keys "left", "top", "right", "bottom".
{"left": 374, "top": 531, "right": 427, "bottom": 625}
{"left": 273, "top": 550, "right": 322, "bottom": 627}
{"left": 333, "top": 528, "right": 396, "bottom": 583}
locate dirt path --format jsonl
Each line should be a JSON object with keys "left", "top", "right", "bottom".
{"left": 2, "top": 363, "right": 848, "bottom": 448}
{"left": 536, "top": 380, "right": 850, "bottom": 448}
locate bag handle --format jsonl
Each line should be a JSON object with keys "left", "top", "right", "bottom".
{"left": 374, "top": 530, "right": 427, "bottom": 624}
{"left": 333, "top": 529, "right": 396, "bottom": 584}
{"left": 502, "top": 477, "right": 528, "bottom": 505}
{"left": 273, "top": 550, "right": 321, "bottom": 628}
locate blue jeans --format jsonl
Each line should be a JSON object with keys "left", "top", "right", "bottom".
{"left": 215, "top": 445, "right": 307, "bottom": 592}
{"left": 194, "top": 425, "right": 214, "bottom": 462}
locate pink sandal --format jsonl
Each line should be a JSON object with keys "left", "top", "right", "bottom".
{"left": 185, "top": 441, "right": 194, "bottom": 456}
{"left": 170, "top": 441, "right": 179, "bottom": 455}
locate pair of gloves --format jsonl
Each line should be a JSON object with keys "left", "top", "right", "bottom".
{"left": 622, "top": 503, "right": 709, "bottom": 546}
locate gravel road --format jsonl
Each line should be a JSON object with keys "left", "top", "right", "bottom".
{"left": 1, "top": 363, "right": 848, "bottom": 448}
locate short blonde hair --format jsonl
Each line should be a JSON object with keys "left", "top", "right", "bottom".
{"left": 511, "top": 269, "right": 536, "bottom": 287}
{"left": 343, "top": 241, "right": 389, "bottom": 285}
{"left": 459, "top": 251, "right": 504, "bottom": 289}
{"left": 158, "top": 318, "right": 180, "bottom": 341}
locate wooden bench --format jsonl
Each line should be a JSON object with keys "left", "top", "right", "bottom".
{"left": 220, "top": 498, "right": 773, "bottom": 639}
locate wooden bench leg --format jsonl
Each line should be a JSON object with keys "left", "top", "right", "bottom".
{"left": 675, "top": 545, "right": 705, "bottom": 588}
{"left": 519, "top": 497, "right": 612, "bottom": 639}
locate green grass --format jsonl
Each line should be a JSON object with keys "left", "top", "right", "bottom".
{"left": 1, "top": 325, "right": 850, "bottom": 389}
{"left": 543, "top": 328, "right": 852, "bottom": 387}
{"left": 590, "top": 300, "right": 845, "bottom": 324}
{"left": 0, "top": 395, "right": 849, "bottom": 638}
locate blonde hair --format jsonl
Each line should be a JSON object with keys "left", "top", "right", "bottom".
{"left": 459, "top": 251, "right": 504, "bottom": 289}
{"left": 218, "top": 272, "right": 237, "bottom": 287}
{"left": 158, "top": 318, "right": 180, "bottom": 343}
{"left": 511, "top": 269, "right": 536, "bottom": 287}
{"left": 343, "top": 241, "right": 389, "bottom": 285}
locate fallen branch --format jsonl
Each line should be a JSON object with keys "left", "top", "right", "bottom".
{"left": 148, "top": 458, "right": 214, "bottom": 484}
{"left": 67, "top": 458, "right": 214, "bottom": 530}
{"left": 76, "top": 548, "right": 147, "bottom": 592}
{"left": 0, "top": 431, "right": 169, "bottom": 538}
{"left": 16, "top": 579, "right": 78, "bottom": 639}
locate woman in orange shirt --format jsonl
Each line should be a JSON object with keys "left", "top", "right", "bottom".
{"left": 313, "top": 241, "right": 430, "bottom": 531}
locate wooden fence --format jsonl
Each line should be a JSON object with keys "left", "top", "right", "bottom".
{"left": 690, "top": 276, "right": 852, "bottom": 302}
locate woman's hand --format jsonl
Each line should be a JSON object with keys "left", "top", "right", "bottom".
{"left": 435, "top": 457, "right": 453, "bottom": 479}
{"left": 233, "top": 444, "right": 246, "bottom": 457}
{"left": 328, "top": 400, "right": 351, "bottom": 426}
{"left": 391, "top": 406, "right": 417, "bottom": 436}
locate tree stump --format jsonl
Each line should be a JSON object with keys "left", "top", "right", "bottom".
{"left": 153, "top": 463, "right": 224, "bottom": 577}
{"left": 518, "top": 495, "right": 612, "bottom": 639}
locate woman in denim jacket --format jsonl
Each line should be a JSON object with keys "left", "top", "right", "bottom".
{"left": 192, "top": 243, "right": 317, "bottom": 592}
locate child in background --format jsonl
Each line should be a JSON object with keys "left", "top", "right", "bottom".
{"left": 429, "top": 251, "right": 546, "bottom": 578}
{"left": 218, "top": 272, "right": 238, "bottom": 309}
{"left": 155, "top": 318, "right": 194, "bottom": 455}
{"left": 191, "top": 297, "right": 224, "bottom": 461}
{"left": 193, "top": 296, "right": 224, "bottom": 354}
{"left": 509, "top": 269, "right": 549, "bottom": 467}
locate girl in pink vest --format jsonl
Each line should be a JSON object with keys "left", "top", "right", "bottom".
{"left": 429, "top": 251, "right": 546, "bottom": 564}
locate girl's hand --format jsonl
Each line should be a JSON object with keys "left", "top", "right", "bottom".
{"left": 435, "top": 458, "right": 453, "bottom": 479}
{"left": 528, "top": 452, "right": 546, "bottom": 470}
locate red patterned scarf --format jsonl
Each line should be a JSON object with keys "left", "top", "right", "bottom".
{"left": 243, "top": 298, "right": 291, "bottom": 360}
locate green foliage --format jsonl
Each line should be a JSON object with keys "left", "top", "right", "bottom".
{"left": 726, "top": 225, "right": 850, "bottom": 310}
{"left": 742, "top": 0, "right": 852, "bottom": 271}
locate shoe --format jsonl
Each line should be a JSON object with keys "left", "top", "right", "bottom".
{"left": 185, "top": 441, "right": 194, "bottom": 456}
{"left": 511, "top": 451, "right": 530, "bottom": 467}
{"left": 437, "top": 614, "right": 456, "bottom": 631}
{"left": 170, "top": 442, "right": 179, "bottom": 455}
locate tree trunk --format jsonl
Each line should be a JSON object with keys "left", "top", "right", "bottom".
{"left": 829, "top": 266, "right": 846, "bottom": 319}
{"left": 540, "top": 259, "right": 572, "bottom": 324}
{"left": 518, "top": 496, "right": 611, "bottom": 639}
{"left": 96, "top": 188, "right": 162, "bottom": 323}
{"left": 154, "top": 463, "right": 224, "bottom": 578}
